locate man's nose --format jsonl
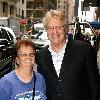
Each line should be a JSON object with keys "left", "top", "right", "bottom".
{"left": 52, "top": 27, "right": 58, "bottom": 33}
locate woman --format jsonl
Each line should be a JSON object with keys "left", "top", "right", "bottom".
{"left": 0, "top": 39, "right": 46, "bottom": 100}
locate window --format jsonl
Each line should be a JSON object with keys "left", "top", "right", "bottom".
{"left": 34, "top": 2, "right": 43, "bottom": 9}
{"left": 22, "top": 10, "right": 24, "bottom": 18}
{"left": 58, "top": 5, "right": 60, "bottom": 8}
{"left": 58, "top": 0, "right": 60, "bottom": 3}
{"left": 10, "top": 6, "right": 13, "bottom": 15}
{"left": 3, "top": 2, "right": 6, "bottom": 13}
{"left": 22, "top": 0, "right": 24, "bottom": 4}
{"left": 64, "top": 1, "right": 66, "bottom": 3}
{"left": 81, "top": 1, "right": 90, "bottom": 11}
{"left": 63, "top": 6, "right": 66, "bottom": 9}
{"left": 34, "top": 11, "right": 43, "bottom": 18}
{"left": 19, "top": 9, "right": 20, "bottom": 16}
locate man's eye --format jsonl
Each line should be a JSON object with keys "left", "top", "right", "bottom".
{"left": 56, "top": 26, "right": 62, "bottom": 29}
{"left": 48, "top": 27, "right": 53, "bottom": 30}
{"left": 22, "top": 53, "right": 27, "bottom": 56}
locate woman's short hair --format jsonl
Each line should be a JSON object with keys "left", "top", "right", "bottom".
{"left": 13, "top": 39, "right": 35, "bottom": 59}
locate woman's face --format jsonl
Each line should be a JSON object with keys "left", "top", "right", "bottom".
{"left": 16, "top": 45, "right": 35, "bottom": 68}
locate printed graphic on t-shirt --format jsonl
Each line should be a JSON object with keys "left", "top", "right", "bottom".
{"left": 15, "top": 90, "right": 42, "bottom": 100}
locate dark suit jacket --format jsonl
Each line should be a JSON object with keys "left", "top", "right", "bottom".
{"left": 36, "top": 40, "right": 100, "bottom": 100}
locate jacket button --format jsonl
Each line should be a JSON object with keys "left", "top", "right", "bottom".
{"left": 58, "top": 79, "right": 62, "bottom": 82}
{"left": 58, "top": 93, "right": 61, "bottom": 96}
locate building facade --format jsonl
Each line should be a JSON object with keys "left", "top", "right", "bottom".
{"left": 16, "top": 0, "right": 26, "bottom": 18}
{"left": 57, "top": 0, "right": 67, "bottom": 16}
{"left": 82, "top": 0, "right": 100, "bottom": 22}
{"left": 0, "top": 0, "right": 18, "bottom": 17}
{"left": 26, "top": 0, "right": 57, "bottom": 22}
{"left": 67, "top": 0, "right": 77, "bottom": 23}
{"left": 0, "top": 0, "right": 26, "bottom": 18}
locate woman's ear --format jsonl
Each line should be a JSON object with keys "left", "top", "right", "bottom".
{"left": 15, "top": 58, "right": 19, "bottom": 65}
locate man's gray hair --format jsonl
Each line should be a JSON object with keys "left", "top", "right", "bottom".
{"left": 42, "top": 9, "right": 68, "bottom": 30}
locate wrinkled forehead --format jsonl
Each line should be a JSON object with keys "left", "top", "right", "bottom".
{"left": 46, "top": 16, "right": 65, "bottom": 28}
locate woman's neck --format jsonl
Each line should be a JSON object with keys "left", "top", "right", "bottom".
{"left": 15, "top": 67, "right": 33, "bottom": 83}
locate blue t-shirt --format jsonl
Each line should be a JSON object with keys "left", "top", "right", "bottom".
{"left": 0, "top": 70, "right": 46, "bottom": 100}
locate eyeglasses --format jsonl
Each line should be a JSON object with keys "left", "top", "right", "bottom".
{"left": 18, "top": 52, "right": 35, "bottom": 58}
{"left": 47, "top": 26, "right": 64, "bottom": 31}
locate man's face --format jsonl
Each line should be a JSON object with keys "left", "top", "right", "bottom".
{"left": 46, "top": 17, "right": 66, "bottom": 46}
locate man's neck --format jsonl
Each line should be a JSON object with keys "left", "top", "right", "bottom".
{"left": 51, "top": 39, "right": 67, "bottom": 53}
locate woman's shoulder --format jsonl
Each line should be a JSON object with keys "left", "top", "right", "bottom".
{"left": 0, "top": 70, "right": 16, "bottom": 88}
{"left": 0, "top": 70, "right": 16, "bottom": 97}
{"left": 0, "top": 70, "right": 16, "bottom": 81}
{"left": 35, "top": 72, "right": 44, "bottom": 79}
{"left": 34, "top": 72, "right": 45, "bottom": 83}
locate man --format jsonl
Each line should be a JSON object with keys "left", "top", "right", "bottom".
{"left": 36, "top": 9, "right": 100, "bottom": 100}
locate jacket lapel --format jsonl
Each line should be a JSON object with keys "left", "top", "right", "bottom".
{"left": 59, "top": 40, "right": 74, "bottom": 77}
